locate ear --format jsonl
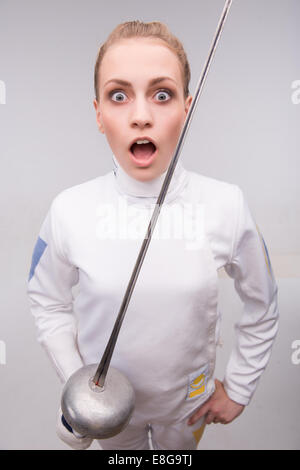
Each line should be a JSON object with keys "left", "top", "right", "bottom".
{"left": 184, "top": 95, "right": 193, "bottom": 116}
{"left": 93, "top": 98, "right": 105, "bottom": 134}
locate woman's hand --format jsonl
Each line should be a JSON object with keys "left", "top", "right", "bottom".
{"left": 188, "top": 379, "right": 245, "bottom": 426}
{"left": 56, "top": 408, "right": 93, "bottom": 450}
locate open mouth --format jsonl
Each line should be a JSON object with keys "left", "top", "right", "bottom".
{"left": 130, "top": 139, "right": 157, "bottom": 164}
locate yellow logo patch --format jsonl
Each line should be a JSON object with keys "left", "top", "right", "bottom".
{"left": 189, "top": 374, "right": 206, "bottom": 398}
{"left": 186, "top": 365, "right": 209, "bottom": 401}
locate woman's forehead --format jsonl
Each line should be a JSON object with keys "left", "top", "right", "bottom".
{"left": 100, "top": 38, "right": 183, "bottom": 86}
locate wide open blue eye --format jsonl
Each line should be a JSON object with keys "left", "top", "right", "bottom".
{"left": 155, "top": 90, "right": 171, "bottom": 101}
{"left": 111, "top": 91, "right": 127, "bottom": 102}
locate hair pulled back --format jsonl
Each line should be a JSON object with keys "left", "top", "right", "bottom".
{"left": 94, "top": 20, "right": 191, "bottom": 101}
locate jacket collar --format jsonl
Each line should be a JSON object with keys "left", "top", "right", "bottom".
{"left": 112, "top": 154, "right": 188, "bottom": 204}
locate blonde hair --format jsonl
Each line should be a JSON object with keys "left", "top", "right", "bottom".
{"left": 94, "top": 20, "right": 191, "bottom": 102}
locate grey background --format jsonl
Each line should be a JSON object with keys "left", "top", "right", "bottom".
{"left": 0, "top": 0, "right": 299, "bottom": 450}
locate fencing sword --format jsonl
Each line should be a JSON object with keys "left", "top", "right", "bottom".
{"left": 61, "top": 0, "right": 233, "bottom": 439}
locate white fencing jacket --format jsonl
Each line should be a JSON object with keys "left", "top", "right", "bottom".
{"left": 27, "top": 157, "right": 279, "bottom": 424}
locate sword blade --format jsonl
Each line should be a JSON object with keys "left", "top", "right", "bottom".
{"left": 93, "top": 0, "right": 233, "bottom": 386}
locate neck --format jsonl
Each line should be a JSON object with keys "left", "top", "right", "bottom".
{"left": 112, "top": 154, "right": 189, "bottom": 204}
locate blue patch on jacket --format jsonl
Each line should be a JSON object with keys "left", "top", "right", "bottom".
{"left": 28, "top": 237, "right": 47, "bottom": 281}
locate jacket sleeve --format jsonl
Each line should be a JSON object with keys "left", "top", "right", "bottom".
{"left": 223, "top": 186, "right": 279, "bottom": 406}
{"left": 27, "top": 197, "right": 84, "bottom": 384}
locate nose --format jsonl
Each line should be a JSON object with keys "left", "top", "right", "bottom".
{"left": 130, "top": 96, "right": 153, "bottom": 129}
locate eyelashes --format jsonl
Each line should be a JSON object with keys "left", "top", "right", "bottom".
{"left": 109, "top": 88, "right": 174, "bottom": 103}
{"left": 156, "top": 90, "right": 173, "bottom": 102}
{"left": 110, "top": 90, "right": 127, "bottom": 102}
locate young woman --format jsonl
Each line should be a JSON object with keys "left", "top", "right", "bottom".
{"left": 27, "top": 21, "right": 279, "bottom": 450}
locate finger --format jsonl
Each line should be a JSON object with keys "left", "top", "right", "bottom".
{"left": 188, "top": 402, "right": 211, "bottom": 425}
{"left": 205, "top": 411, "right": 216, "bottom": 425}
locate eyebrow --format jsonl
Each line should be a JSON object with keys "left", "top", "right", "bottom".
{"left": 103, "top": 76, "right": 178, "bottom": 88}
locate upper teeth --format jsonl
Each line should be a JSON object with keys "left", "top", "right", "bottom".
{"left": 135, "top": 140, "right": 150, "bottom": 144}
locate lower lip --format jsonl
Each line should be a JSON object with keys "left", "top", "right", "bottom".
{"left": 129, "top": 148, "right": 158, "bottom": 168}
